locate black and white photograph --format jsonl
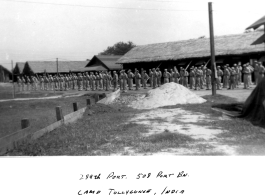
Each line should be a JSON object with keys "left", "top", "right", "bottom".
{"left": 1, "top": 0, "right": 265, "bottom": 194}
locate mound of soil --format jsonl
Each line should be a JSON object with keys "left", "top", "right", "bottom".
{"left": 129, "top": 83, "right": 206, "bottom": 109}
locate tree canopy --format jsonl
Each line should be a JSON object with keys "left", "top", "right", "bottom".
{"left": 99, "top": 41, "right": 136, "bottom": 55}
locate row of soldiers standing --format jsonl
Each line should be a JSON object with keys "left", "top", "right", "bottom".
{"left": 16, "top": 61, "right": 265, "bottom": 92}
{"left": 16, "top": 72, "right": 115, "bottom": 92}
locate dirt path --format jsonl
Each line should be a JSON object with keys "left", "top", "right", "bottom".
{"left": 109, "top": 107, "right": 238, "bottom": 156}
{"left": 193, "top": 84, "right": 255, "bottom": 102}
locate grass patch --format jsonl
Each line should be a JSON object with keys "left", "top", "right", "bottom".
{"left": 0, "top": 96, "right": 92, "bottom": 138}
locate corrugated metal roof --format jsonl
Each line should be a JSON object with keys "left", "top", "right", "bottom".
{"left": 246, "top": 15, "right": 265, "bottom": 30}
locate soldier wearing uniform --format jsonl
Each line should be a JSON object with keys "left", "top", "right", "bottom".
{"left": 121, "top": 70, "right": 128, "bottom": 92}
{"left": 242, "top": 64, "right": 250, "bottom": 89}
{"left": 39, "top": 76, "right": 44, "bottom": 90}
{"left": 189, "top": 67, "right": 195, "bottom": 89}
{"left": 173, "top": 68, "right": 180, "bottom": 84}
{"left": 96, "top": 72, "right": 100, "bottom": 90}
{"left": 216, "top": 66, "right": 223, "bottom": 90}
{"left": 43, "top": 75, "right": 49, "bottom": 91}
{"left": 105, "top": 71, "right": 110, "bottom": 91}
{"left": 127, "top": 70, "right": 134, "bottom": 90}
{"left": 238, "top": 64, "right": 242, "bottom": 84}
{"left": 179, "top": 67, "right": 184, "bottom": 85}
{"left": 143, "top": 70, "right": 149, "bottom": 89}
{"left": 157, "top": 68, "right": 162, "bottom": 87}
{"left": 163, "top": 69, "right": 170, "bottom": 84}
{"left": 195, "top": 67, "right": 201, "bottom": 90}
{"left": 183, "top": 68, "right": 189, "bottom": 87}
{"left": 135, "top": 70, "right": 141, "bottom": 90}
{"left": 86, "top": 72, "right": 91, "bottom": 90}
{"left": 89, "top": 72, "right": 94, "bottom": 91}
{"left": 112, "top": 71, "right": 119, "bottom": 91}
{"left": 21, "top": 76, "right": 26, "bottom": 91}
{"left": 149, "top": 69, "right": 153, "bottom": 88}
{"left": 102, "top": 72, "right": 107, "bottom": 90}
{"left": 169, "top": 69, "right": 174, "bottom": 82}
{"left": 17, "top": 76, "right": 22, "bottom": 92}
{"left": 141, "top": 68, "right": 144, "bottom": 88}
{"left": 228, "top": 67, "right": 236, "bottom": 90}
{"left": 223, "top": 65, "right": 230, "bottom": 88}
{"left": 234, "top": 64, "right": 240, "bottom": 88}
{"left": 76, "top": 73, "right": 80, "bottom": 91}
{"left": 99, "top": 72, "right": 103, "bottom": 90}
{"left": 108, "top": 71, "right": 113, "bottom": 88}
{"left": 49, "top": 75, "right": 54, "bottom": 91}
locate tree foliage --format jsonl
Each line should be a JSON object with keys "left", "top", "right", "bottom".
{"left": 99, "top": 41, "right": 136, "bottom": 55}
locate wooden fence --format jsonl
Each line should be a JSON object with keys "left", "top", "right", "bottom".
{"left": 0, "top": 93, "right": 103, "bottom": 155}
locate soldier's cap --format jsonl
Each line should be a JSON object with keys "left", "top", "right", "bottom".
{"left": 234, "top": 64, "right": 237, "bottom": 66}
{"left": 243, "top": 64, "right": 246, "bottom": 67}
{"left": 217, "top": 66, "right": 220, "bottom": 68}
{"left": 165, "top": 69, "right": 167, "bottom": 71}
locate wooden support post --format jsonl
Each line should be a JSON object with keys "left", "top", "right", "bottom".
{"left": 208, "top": 2, "right": 217, "bottom": 96}
{"left": 56, "top": 106, "right": 63, "bottom": 121}
{"left": 73, "top": 102, "right": 78, "bottom": 112}
{"left": 86, "top": 99, "right": 91, "bottom": 106}
{"left": 95, "top": 94, "right": 99, "bottom": 102}
{"left": 21, "top": 118, "right": 30, "bottom": 129}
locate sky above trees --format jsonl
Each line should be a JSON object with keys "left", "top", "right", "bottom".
{"left": 0, "top": 0, "right": 264, "bottom": 70}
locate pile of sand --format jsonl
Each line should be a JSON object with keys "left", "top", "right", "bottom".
{"left": 129, "top": 83, "right": 206, "bottom": 109}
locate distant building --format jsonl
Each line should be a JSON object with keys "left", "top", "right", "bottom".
{"left": 22, "top": 61, "right": 89, "bottom": 75}
{"left": 116, "top": 31, "right": 265, "bottom": 70}
{"left": 0, "top": 65, "right": 11, "bottom": 82}
{"left": 13, "top": 62, "right": 26, "bottom": 76}
{"left": 85, "top": 55, "right": 123, "bottom": 71}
